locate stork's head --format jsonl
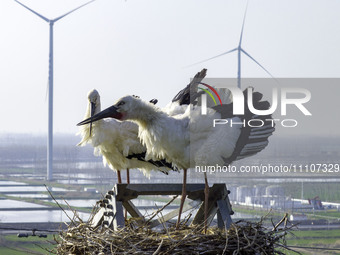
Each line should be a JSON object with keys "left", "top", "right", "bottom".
{"left": 88, "top": 89, "right": 101, "bottom": 115}
{"left": 77, "top": 95, "right": 147, "bottom": 126}
{"left": 88, "top": 89, "right": 100, "bottom": 103}
{"left": 86, "top": 89, "right": 101, "bottom": 136}
{"left": 112, "top": 95, "right": 144, "bottom": 119}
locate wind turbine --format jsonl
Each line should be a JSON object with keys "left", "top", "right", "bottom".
{"left": 14, "top": 0, "right": 97, "bottom": 181}
{"left": 189, "top": 1, "right": 274, "bottom": 88}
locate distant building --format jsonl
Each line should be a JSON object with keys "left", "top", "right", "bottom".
{"left": 84, "top": 187, "right": 98, "bottom": 193}
{"left": 308, "top": 196, "right": 324, "bottom": 210}
{"left": 290, "top": 214, "right": 308, "bottom": 221}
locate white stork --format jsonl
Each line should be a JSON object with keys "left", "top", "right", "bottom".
{"left": 78, "top": 70, "right": 275, "bottom": 231}
{"left": 77, "top": 89, "right": 176, "bottom": 184}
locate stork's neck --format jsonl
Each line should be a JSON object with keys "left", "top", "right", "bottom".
{"left": 78, "top": 100, "right": 102, "bottom": 146}
{"left": 129, "top": 101, "right": 166, "bottom": 129}
{"left": 128, "top": 99, "right": 189, "bottom": 169}
{"left": 84, "top": 101, "right": 102, "bottom": 129}
{"left": 87, "top": 102, "right": 101, "bottom": 117}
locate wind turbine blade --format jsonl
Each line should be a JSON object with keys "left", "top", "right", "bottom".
{"left": 53, "top": 0, "right": 96, "bottom": 22}
{"left": 185, "top": 48, "right": 237, "bottom": 67}
{"left": 241, "top": 48, "right": 275, "bottom": 79}
{"left": 14, "top": 0, "right": 49, "bottom": 22}
{"left": 239, "top": 0, "right": 249, "bottom": 46}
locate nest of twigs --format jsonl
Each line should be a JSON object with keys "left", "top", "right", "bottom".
{"left": 55, "top": 212, "right": 294, "bottom": 255}
{"left": 43, "top": 187, "right": 295, "bottom": 254}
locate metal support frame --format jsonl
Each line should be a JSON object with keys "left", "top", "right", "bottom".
{"left": 90, "top": 183, "right": 234, "bottom": 231}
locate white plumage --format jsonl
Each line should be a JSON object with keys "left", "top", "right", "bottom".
{"left": 77, "top": 89, "right": 175, "bottom": 178}
{"left": 96, "top": 95, "right": 242, "bottom": 170}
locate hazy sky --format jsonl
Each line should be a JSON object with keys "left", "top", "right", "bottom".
{"left": 0, "top": 0, "right": 339, "bottom": 135}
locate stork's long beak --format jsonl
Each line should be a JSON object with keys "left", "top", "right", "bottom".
{"left": 89, "top": 102, "right": 96, "bottom": 136}
{"left": 77, "top": 105, "right": 121, "bottom": 126}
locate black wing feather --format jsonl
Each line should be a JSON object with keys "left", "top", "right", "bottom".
{"left": 126, "top": 152, "right": 178, "bottom": 175}
{"left": 213, "top": 88, "right": 275, "bottom": 165}
{"left": 172, "top": 69, "right": 207, "bottom": 105}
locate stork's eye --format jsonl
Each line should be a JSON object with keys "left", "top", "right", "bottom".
{"left": 117, "top": 101, "right": 125, "bottom": 107}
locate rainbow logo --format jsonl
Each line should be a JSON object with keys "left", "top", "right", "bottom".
{"left": 198, "top": 82, "right": 223, "bottom": 106}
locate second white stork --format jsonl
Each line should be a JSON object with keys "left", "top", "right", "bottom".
{"left": 78, "top": 70, "right": 275, "bottom": 231}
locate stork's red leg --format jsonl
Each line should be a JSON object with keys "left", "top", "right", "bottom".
{"left": 204, "top": 172, "right": 209, "bottom": 234}
{"left": 126, "top": 168, "right": 130, "bottom": 184}
{"left": 124, "top": 169, "right": 130, "bottom": 220}
{"left": 176, "top": 168, "right": 187, "bottom": 229}
{"left": 117, "top": 171, "right": 122, "bottom": 184}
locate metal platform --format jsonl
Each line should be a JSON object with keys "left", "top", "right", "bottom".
{"left": 90, "top": 183, "right": 234, "bottom": 230}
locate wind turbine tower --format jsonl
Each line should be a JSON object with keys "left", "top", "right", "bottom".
{"left": 14, "top": 0, "right": 97, "bottom": 181}
{"left": 191, "top": 2, "right": 274, "bottom": 88}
